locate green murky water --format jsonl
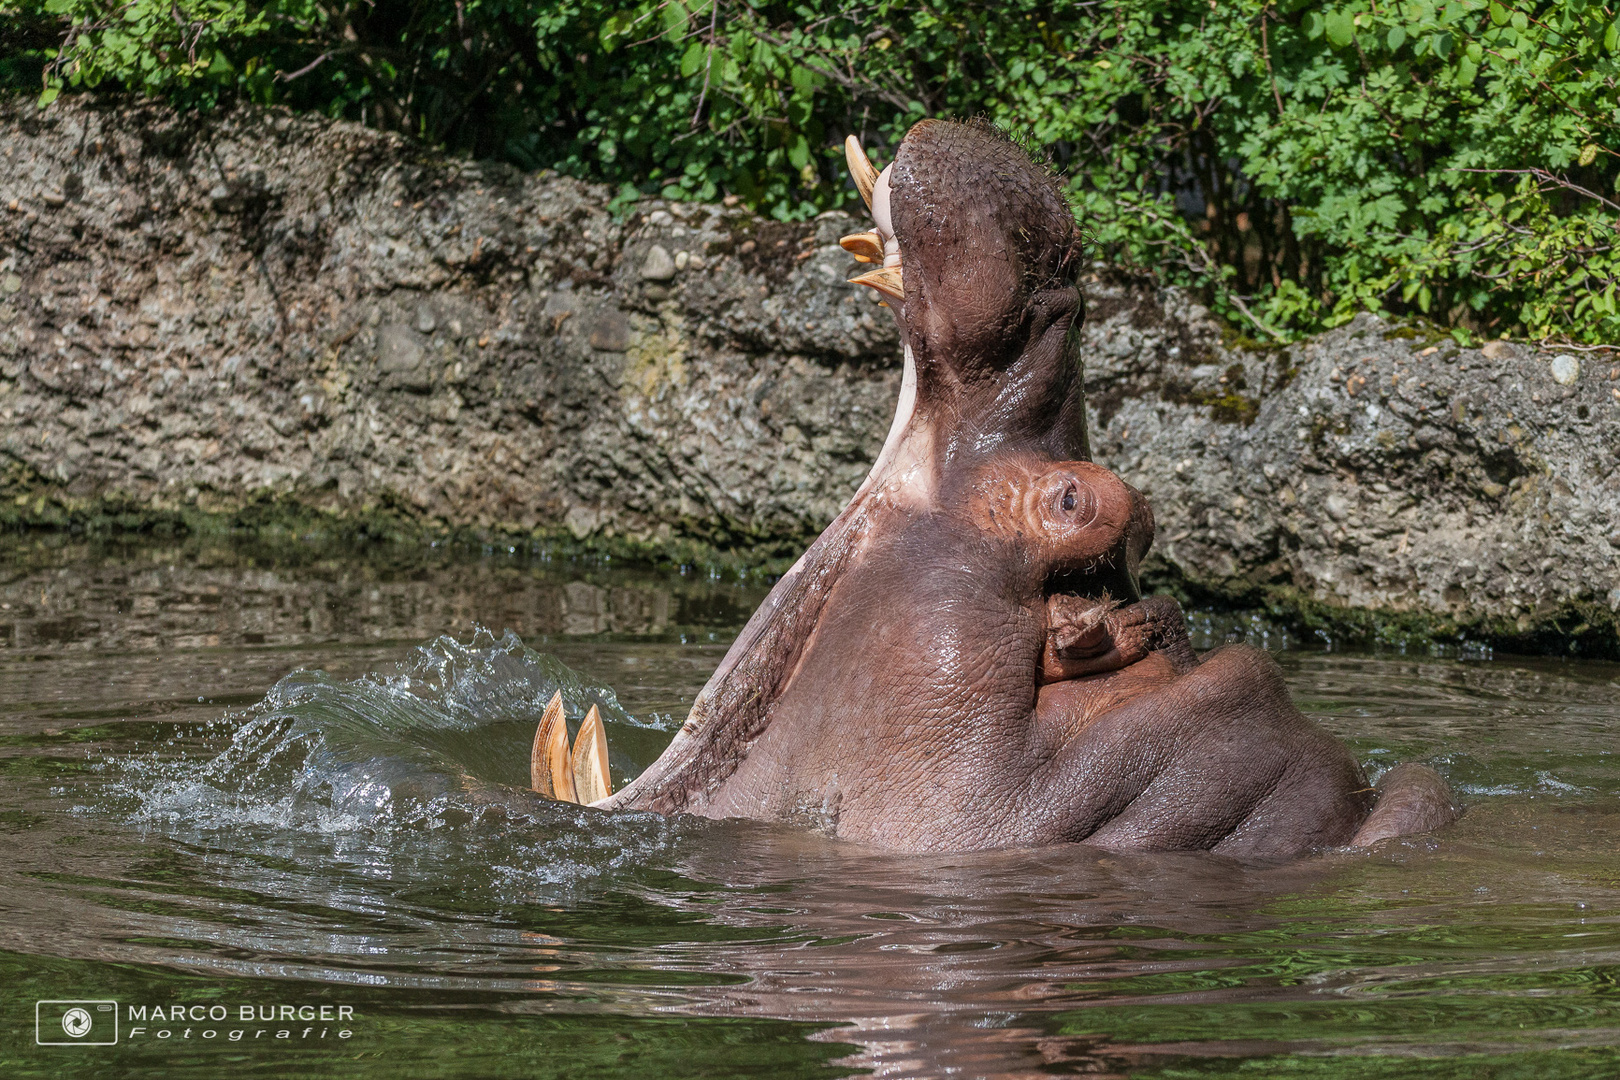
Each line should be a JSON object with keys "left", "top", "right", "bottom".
{"left": 2, "top": 537, "right": 1618, "bottom": 1079}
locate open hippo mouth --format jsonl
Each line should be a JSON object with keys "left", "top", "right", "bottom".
{"left": 539, "top": 120, "right": 1456, "bottom": 858}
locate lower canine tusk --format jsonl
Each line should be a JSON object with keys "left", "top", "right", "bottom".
{"left": 571, "top": 704, "right": 613, "bottom": 804}
{"left": 531, "top": 690, "right": 578, "bottom": 802}
{"left": 850, "top": 264, "right": 904, "bottom": 301}
{"left": 839, "top": 231, "right": 884, "bottom": 262}
{"left": 844, "top": 135, "right": 879, "bottom": 209}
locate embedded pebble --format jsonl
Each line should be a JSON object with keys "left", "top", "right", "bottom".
{"left": 1549, "top": 354, "right": 1580, "bottom": 386}
{"left": 641, "top": 245, "right": 676, "bottom": 281}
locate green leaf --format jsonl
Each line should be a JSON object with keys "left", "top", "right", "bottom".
{"left": 661, "top": 1, "right": 689, "bottom": 36}
{"left": 599, "top": 11, "right": 634, "bottom": 52}
{"left": 606, "top": 182, "right": 642, "bottom": 217}
{"left": 31, "top": 0, "right": 1620, "bottom": 342}
{"left": 680, "top": 42, "right": 705, "bottom": 77}
{"left": 1324, "top": 10, "right": 1355, "bottom": 47}
{"left": 787, "top": 133, "right": 810, "bottom": 170}
{"left": 36, "top": 85, "right": 60, "bottom": 109}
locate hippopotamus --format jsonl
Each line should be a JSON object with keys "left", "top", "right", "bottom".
{"left": 536, "top": 119, "right": 1457, "bottom": 858}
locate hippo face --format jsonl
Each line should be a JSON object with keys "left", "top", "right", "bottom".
{"left": 578, "top": 120, "right": 1455, "bottom": 857}
{"left": 958, "top": 455, "right": 1151, "bottom": 587}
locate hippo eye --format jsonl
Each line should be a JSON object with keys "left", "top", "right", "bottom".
{"left": 1045, "top": 478, "right": 1095, "bottom": 530}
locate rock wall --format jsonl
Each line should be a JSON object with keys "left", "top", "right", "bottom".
{"left": 1087, "top": 310, "right": 1620, "bottom": 652}
{"left": 2, "top": 97, "right": 1617, "bottom": 652}
{"left": 0, "top": 96, "right": 899, "bottom": 557}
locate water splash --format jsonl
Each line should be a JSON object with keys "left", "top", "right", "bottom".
{"left": 98, "top": 626, "right": 685, "bottom": 891}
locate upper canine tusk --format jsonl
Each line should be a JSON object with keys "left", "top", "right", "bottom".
{"left": 531, "top": 690, "right": 578, "bottom": 803}
{"left": 571, "top": 704, "right": 613, "bottom": 805}
{"left": 840, "top": 231, "right": 884, "bottom": 263}
{"left": 844, "top": 135, "right": 879, "bottom": 210}
{"left": 850, "top": 264, "right": 904, "bottom": 301}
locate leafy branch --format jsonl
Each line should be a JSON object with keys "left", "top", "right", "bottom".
{"left": 12, "top": 0, "right": 1620, "bottom": 343}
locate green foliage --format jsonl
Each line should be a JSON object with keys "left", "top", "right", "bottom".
{"left": 5, "top": 0, "right": 1618, "bottom": 343}
{"left": 27, "top": 0, "right": 268, "bottom": 108}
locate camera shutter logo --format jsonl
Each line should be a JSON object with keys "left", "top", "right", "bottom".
{"left": 62, "top": 1008, "right": 93, "bottom": 1038}
{"left": 35, "top": 1001, "right": 119, "bottom": 1046}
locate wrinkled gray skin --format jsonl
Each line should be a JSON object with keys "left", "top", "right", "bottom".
{"left": 603, "top": 120, "right": 1457, "bottom": 857}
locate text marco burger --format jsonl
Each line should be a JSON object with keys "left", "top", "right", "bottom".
{"left": 125, "top": 1004, "right": 356, "bottom": 1040}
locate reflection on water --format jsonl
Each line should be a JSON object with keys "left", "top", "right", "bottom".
{"left": 2, "top": 537, "right": 1620, "bottom": 1079}
{"left": 0, "top": 536, "right": 759, "bottom": 652}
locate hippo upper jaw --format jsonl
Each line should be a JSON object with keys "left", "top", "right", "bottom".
{"left": 841, "top": 122, "right": 1094, "bottom": 499}
{"left": 885, "top": 120, "right": 1090, "bottom": 467}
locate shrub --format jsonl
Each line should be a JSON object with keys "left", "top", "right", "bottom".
{"left": 5, "top": 0, "right": 1618, "bottom": 343}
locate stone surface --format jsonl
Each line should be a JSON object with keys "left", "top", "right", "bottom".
{"left": 1, "top": 97, "right": 1616, "bottom": 652}
{"left": 1084, "top": 302, "right": 1620, "bottom": 651}
{"left": 0, "top": 96, "right": 898, "bottom": 558}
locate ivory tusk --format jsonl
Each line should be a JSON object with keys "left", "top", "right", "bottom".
{"left": 844, "top": 135, "right": 879, "bottom": 209}
{"left": 571, "top": 704, "right": 613, "bottom": 805}
{"left": 531, "top": 690, "right": 578, "bottom": 802}
{"left": 839, "top": 230, "right": 884, "bottom": 263}
{"left": 850, "top": 264, "right": 904, "bottom": 302}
